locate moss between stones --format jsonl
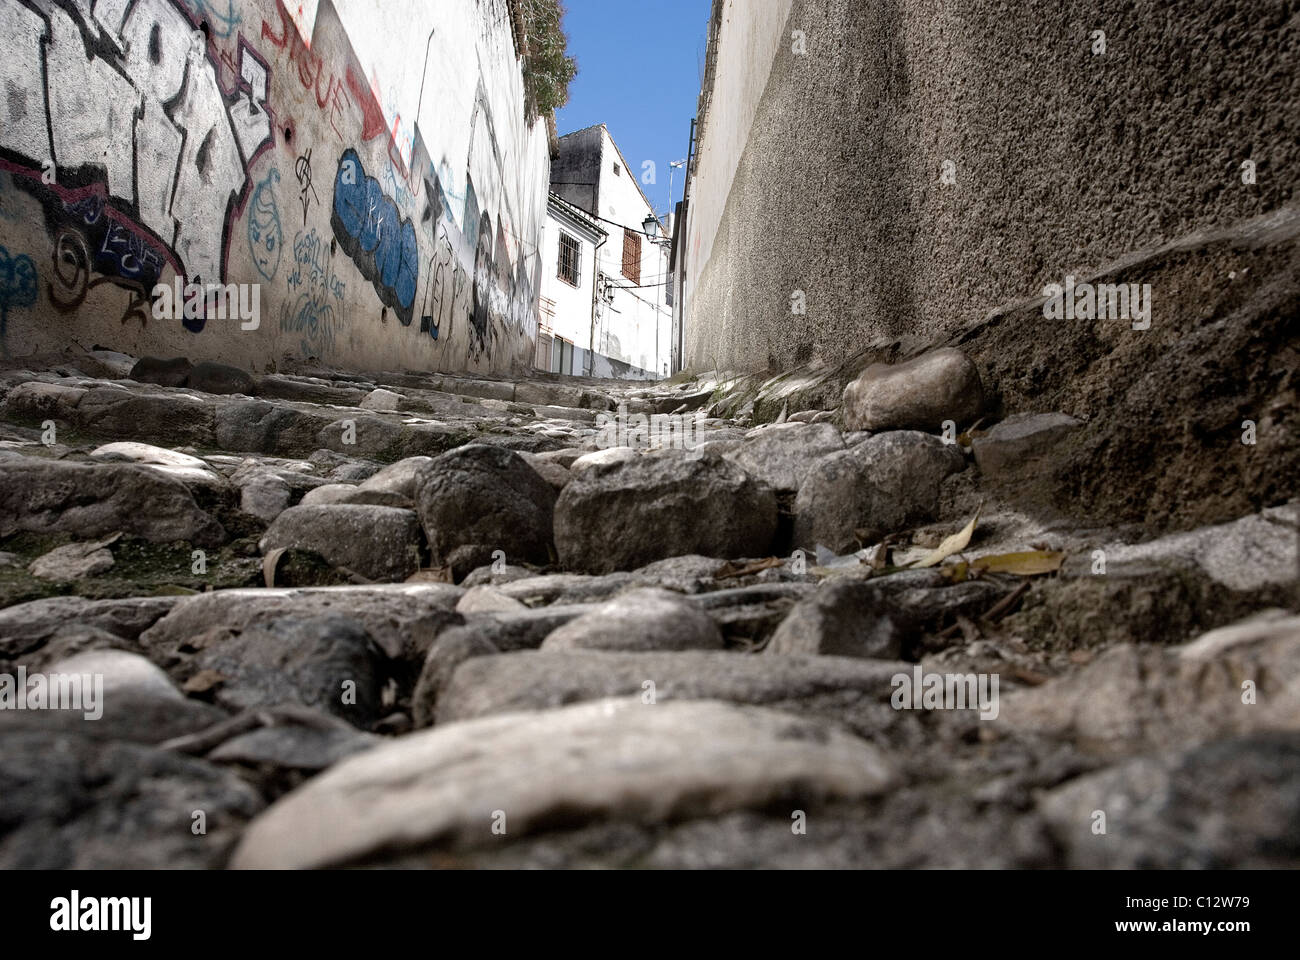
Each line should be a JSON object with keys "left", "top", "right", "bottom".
{"left": 0, "top": 532, "right": 263, "bottom": 611}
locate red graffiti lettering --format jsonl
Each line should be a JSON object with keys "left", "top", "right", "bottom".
{"left": 347, "top": 66, "right": 387, "bottom": 143}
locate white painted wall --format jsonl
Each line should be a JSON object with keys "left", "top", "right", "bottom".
{"left": 592, "top": 128, "right": 672, "bottom": 377}
{"left": 539, "top": 205, "right": 600, "bottom": 348}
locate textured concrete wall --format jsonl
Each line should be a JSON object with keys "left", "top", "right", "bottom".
{"left": 683, "top": 0, "right": 795, "bottom": 312}
{"left": 0, "top": 0, "right": 549, "bottom": 374}
{"left": 683, "top": 0, "right": 1299, "bottom": 372}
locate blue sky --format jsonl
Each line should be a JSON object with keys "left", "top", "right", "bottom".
{"left": 554, "top": 0, "right": 714, "bottom": 220}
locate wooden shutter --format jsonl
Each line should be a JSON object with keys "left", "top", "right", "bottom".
{"left": 621, "top": 229, "right": 641, "bottom": 283}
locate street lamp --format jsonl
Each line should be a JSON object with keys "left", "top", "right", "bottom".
{"left": 668, "top": 158, "right": 685, "bottom": 231}
{"left": 640, "top": 213, "right": 669, "bottom": 378}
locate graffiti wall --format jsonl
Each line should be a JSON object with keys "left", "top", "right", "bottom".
{"left": 0, "top": 0, "right": 549, "bottom": 373}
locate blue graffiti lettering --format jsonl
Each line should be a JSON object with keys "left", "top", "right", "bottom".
{"left": 0, "top": 245, "right": 39, "bottom": 354}
{"left": 331, "top": 149, "right": 419, "bottom": 324}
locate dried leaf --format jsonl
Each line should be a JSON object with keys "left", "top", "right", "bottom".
{"left": 910, "top": 505, "right": 982, "bottom": 568}
{"left": 262, "top": 547, "right": 287, "bottom": 588}
{"left": 941, "top": 561, "right": 970, "bottom": 583}
{"left": 970, "top": 550, "right": 1064, "bottom": 576}
{"left": 183, "top": 669, "right": 226, "bottom": 694}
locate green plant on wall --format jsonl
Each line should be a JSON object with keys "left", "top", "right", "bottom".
{"left": 518, "top": 0, "right": 578, "bottom": 120}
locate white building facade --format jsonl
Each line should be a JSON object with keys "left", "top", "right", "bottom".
{"left": 550, "top": 124, "right": 673, "bottom": 378}
{"left": 537, "top": 193, "right": 605, "bottom": 375}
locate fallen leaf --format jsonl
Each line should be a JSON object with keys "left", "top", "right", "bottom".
{"left": 970, "top": 550, "right": 1064, "bottom": 576}
{"left": 941, "top": 561, "right": 970, "bottom": 583}
{"left": 910, "top": 504, "right": 982, "bottom": 568}
{"left": 262, "top": 548, "right": 287, "bottom": 588}
{"left": 957, "top": 418, "right": 990, "bottom": 448}
{"left": 183, "top": 669, "right": 226, "bottom": 694}
{"left": 862, "top": 543, "right": 888, "bottom": 571}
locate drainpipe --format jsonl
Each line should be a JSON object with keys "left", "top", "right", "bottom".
{"left": 588, "top": 235, "right": 606, "bottom": 377}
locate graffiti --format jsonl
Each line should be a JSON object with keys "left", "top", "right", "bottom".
{"left": 331, "top": 149, "right": 419, "bottom": 325}
{"left": 192, "top": 0, "right": 242, "bottom": 38}
{"left": 263, "top": 2, "right": 350, "bottom": 143}
{"left": 248, "top": 169, "right": 284, "bottom": 281}
{"left": 510, "top": 256, "right": 536, "bottom": 338}
{"left": 41, "top": 187, "right": 166, "bottom": 329}
{"left": 346, "top": 66, "right": 388, "bottom": 144}
{"left": 0, "top": 0, "right": 548, "bottom": 371}
{"left": 99, "top": 220, "right": 168, "bottom": 287}
{"left": 295, "top": 149, "right": 320, "bottom": 225}
{"left": 420, "top": 224, "right": 467, "bottom": 342}
{"left": 0, "top": 0, "right": 274, "bottom": 329}
{"left": 375, "top": 76, "right": 415, "bottom": 174}
{"left": 418, "top": 166, "right": 447, "bottom": 240}
{"left": 283, "top": 227, "right": 345, "bottom": 356}
{"left": 289, "top": 228, "right": 347, "bottom": 303}
{"left": 380, "top": 161, "right": 416, "bottom": 212}
{"left": 344, "top": 65, "right": 412, "bottom": 177}
{"left": 0, "top": 245, "right": 38, "bottom": 352}
{"left": 47, "top": 227, "right": 155, "bottom": 330}
{"left": 281, "top": 291, "right": 338, "bottom": 358}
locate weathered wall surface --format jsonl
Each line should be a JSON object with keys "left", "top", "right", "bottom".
{"left": 550, "top": 125, "right": 602, "bottom": 217}
{"left": 683, "top": 0, "right": 1299, "bottom": 372}
{"left": 0, "top": 0, "right": 549, "bottom": 374}
{"left": 682, "top": 0, "right": 793, "bottom": 326}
